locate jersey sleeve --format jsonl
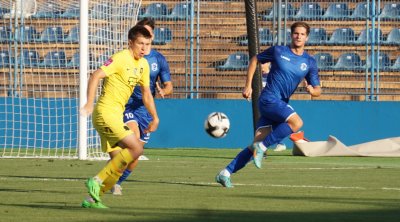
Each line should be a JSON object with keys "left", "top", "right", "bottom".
{"left": 257, "top": 46, "right": 275, "bottom": 64}
{"left": 158, "top": 54, "right": 171, "bottom": 83}
{"left": 305, "top": 57, "right": 320, "bottom": 87}
{"left": 100, "top": 54, "right": 121, "bottom": 76}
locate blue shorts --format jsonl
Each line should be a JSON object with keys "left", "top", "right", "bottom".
{"left": 123, "top": 105, "right": 152, "bottom": 143}
{"left": 256, "top": 92, "right": 295, "bottom": 131}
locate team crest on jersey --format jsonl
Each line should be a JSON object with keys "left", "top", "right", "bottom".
{"left": 151, "top": 63, "right": 158, "bottom": 71}
{"left": 103, "top": 58, "right": 113, "bottom": 66}
{"left": 300, "top": 63, "right": 307, "bottom": 71}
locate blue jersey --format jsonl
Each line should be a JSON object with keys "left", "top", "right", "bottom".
{"left": 257, "top": 45, "right": 320, "bottom": 102}
{"left": 123, "top": 49, "right": 171, "bottom": 143}
{"left": 126, "top": 49, "right": 171, "bottom": 108}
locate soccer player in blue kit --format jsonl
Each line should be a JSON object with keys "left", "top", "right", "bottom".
{"left": 111, "top": 18, "right": 173, "bottom": 195}
{"left": 216, "top": 21, "right": 321, "bottom": 188}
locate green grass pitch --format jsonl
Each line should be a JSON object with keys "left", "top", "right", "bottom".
{"left": 0, "top": 148, "right": 399, "bottom": 222}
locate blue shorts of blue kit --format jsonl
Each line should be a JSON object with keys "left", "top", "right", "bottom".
{"left": 256, "top": 92, "right": 295, "bottom": 130}
{"left": 123, "top": 106, "right": 152, "bottom": 143}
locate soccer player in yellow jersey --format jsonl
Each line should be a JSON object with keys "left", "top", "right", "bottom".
{"left": 80, "top": 25, "right": 158, "bottom": 208}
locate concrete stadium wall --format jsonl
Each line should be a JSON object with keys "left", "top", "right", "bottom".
{"left": 1, "top": 98, "right": 399, "bottom": 149}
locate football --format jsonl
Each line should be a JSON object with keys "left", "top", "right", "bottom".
{"left": 204, "top": 112, "right": 230, "bottom": 138}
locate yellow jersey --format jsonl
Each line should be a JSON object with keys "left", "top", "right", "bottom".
{"left": 96, "top": 49, "right": 150, "bottom": 113}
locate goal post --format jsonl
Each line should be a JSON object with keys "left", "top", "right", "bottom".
{"left": 0, "top": 0, "right": 142, "bottom": 159}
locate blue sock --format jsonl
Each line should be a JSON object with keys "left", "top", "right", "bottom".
{"left": 117, "top": 169, "right": 132, "bottom": 185}
{"left": 226, "top": 147, "right": 253, "bottom": 174}
{"left": 262, "top": 122, "right": 293, "bottom": 147}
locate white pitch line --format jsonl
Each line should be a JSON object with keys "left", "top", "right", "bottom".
{"left": 1, "top": 176, "right": 399, "bottom": 192}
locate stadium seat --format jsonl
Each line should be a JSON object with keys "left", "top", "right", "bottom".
{"left": 389, "top": 57, "right": 400, "bottom": 71}
{"left": 293, "top": 3, "right": 324, "bottom": 20}
{"left": 307, "top": 28, "right": 327, "bottom": 45}
{"left": 15, "top": 26, "right": 39, "bottom": 43}
{"left": 349, "top": 2, "right": 369, "bottom": 20}
{"left": 37, "top": 26, "right": 65, "bottom": 43}
{"left": 275, "top": 29, "right": 291, "bottom": 45}
{"left": 0, "top": 50, "right": 12, "bottom": 67}
{"left": 90, "top": 28, "right": 116, "bottom": 44}
{"left": 321, "top": 3, "right": 350, "bottom": 20}
{"left": 152, "top": 27, "right": 172, "bottom": 45}
{"left": 379, "top": 3, "right": 400, "bottom": 20}
{"left": 20, "top": 50, "right": 40, "bottom": 67}
{"left": 383, "top": 28, "right": 400, "bottom": 45}
{"left": 90, "top": 3, "right": 111, "bottom": 20}
{"left": 165, "top": 3, "right": 190, "bottom": 20}
{"left": 216, "top": 52, "right": 249, "bottom": 71}
{"left": 364, "top": 53, "right": 391, "bottom": 71}
{"left": 39, "top": 51, "right": 67, "bottom": 68}
{"left": 0, "top": 26, "right": 11, "bottom": 43}
{"left": 333, "top": 52, "right": 363, "bottom": 70}
{"left": 31, "top": 3, "right": 62, "bottom": 18}
{"left": 95, "top": 51, "right": 114, "bottom": 68}
{"left": 60, "top": 5, "right": 79, "bottom": 18}
{"left": 238, "top": 28, "right": 273, "bottom": 46}
{"left": 0, "top": 7, "right": 11, "bottom": 18}
{"left": 354, "top": 28, "right": 383, "bottom": 45}
{"left": 66, "top": 52, "right": 80, "bottom": 68}
{"left": 116, "top": 2, "right": 141, "bottom": 19}
{"left": 63, "top": 26, "right": 79, "bottom": 43}
{"left": 261, "top": 3, "right": 296, "bottom": 20}
{"left": 313, "top": 53, "right": 334, "bottom": 71}
{"left": 326, "top": 28, "right": 356, "bottom": 45}
{"left": 139, "top": 3, "right": 168, "bottom": 19}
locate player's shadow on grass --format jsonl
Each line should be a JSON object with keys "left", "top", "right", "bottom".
{"left": 126, "top": 179, "right": 215, "bottom": 187}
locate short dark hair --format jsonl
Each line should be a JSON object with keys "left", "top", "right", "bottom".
{"left": 128, "top": 25, "right": 152, "bottom": 41}
{"left": 290, "top": 21, "right": 310, "bottom": 36}
{"left": 136, "top": 17, "right": 155, "bottom": 30}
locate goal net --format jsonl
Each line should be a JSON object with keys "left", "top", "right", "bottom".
{"left": 0, "top": 0, "right": 142, "bottom": 159}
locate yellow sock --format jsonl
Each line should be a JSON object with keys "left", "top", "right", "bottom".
{"left": 96, "top": 149, "right": 134, "bottom": 183}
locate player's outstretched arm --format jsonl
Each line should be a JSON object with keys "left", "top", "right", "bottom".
{"left": 80, "top": 69, "right": 106, "bottom": 116}
{"left": 242, "top": 56, "right": 258, "bottom": 99}
{"left": 141, "top": 86, "right": 159, "bottom": 133}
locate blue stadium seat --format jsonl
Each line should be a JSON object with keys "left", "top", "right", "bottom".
{"left": 153, "top": 27, "right": 172, "bottom": 45}
{"left": 0, "top": 26, "right": 11, "bottom": 43}
{"left": 275, "top": 29, "right": 291, "bottom": 45}
{"left": 216, "top": 52, "right": 249, "bottom": 71}
{"left": 313, "top": 52, "right": 334, "bottom": 70}
{"left": 364, "top": 53, "right": 391, "bottom": 71}
{"left": 139, "top": 3, "right": 168, "bottom": 19}
{"left": 90, "top": 3, "right": 111, "bottom": 19}
{"left": 0, "top": 50, "right": 12, "bottom": 67}
{"left": 383, "top": 28, "right": 400, "bottom": 45}
{"left": 39, "top": 51, "right": 67, "bottom": 68}
{"left": 307, "top": 28, "right": 327, "bottom": 45}
{"left": 117, "top": 2, "right": 141, "bottom": 19}
{"left": 15, "top": 26, "right": 39, "bottom": 43}
{"left": 333, "top": 52, "right": 363, "bottom": 70}
{"left": 349, "top": 2, "right": 368, "bottom": 20}
{"left": 261, "top": 3, "right": 296, "bottom": 20}
{"left": 95, "top": 51, "right": 113, "bottom": 68}
{"left": 38, "top": 26, "right": 65, "bottom": 43}
{"left": 0, "top": 7, "right": 11, "bottom": 18}
{"left": 60, "top": 5, "right": 79, "bottom": 18}
{"left": 90, "top": 28, "right": 116, "bottom": 44}
{"left": 321, "top": 3, "right": 350, "bottom": 20}
{"left": 326, "top": 28, "right": 356, "bottom": 45}
{"left": 31, "top": 3, "right": 62, "bottom": 18}
{"left": 238, "top": 28, "right": 273, "bottom": 46}
{"left": 354, "top": 28, "right": 383, "bottom": 45}
{"left": 379, "top": 3, "right": 400, "bottom": 20}
{"left": 389, "top": 57, "right": 400, "bottom": 71}
{"left": 63, "top": 26, "right": 79, "bottom": 43}
{"left": 165, "top": 3, "right": 190, "bottom": 20}
{"left": 66, "top": 52, "right": 80, "bottom": 68}
{"left": 293, "top": 3, "right": 324, "bottom": 20}
{"left": 20, "top": 50, "right": 40, "bottom": 67}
